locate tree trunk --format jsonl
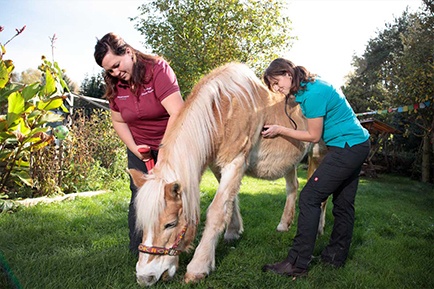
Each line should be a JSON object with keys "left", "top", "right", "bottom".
{"left": 431, "top": 129, "right": 434, "bottom": 183}
{"left": 421, "top": 132, "right": 431, "bottom": 183}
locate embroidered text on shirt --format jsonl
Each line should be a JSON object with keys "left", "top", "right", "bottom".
{"left": 141, "top": 87, "right": 154, "bottom": 96}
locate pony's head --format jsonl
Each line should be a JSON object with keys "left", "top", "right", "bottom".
{"left": 129, "top": 169, "right": 197, "bottom": 286}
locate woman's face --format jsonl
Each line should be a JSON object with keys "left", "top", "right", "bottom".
{"left": 101, "top": 48, "right": 134, "bottom": 81}
{"left": 269, "top": 73, "right": 292, "bottom": 95}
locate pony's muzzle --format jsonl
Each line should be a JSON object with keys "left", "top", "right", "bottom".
{"left": 136, "top": 268, "right": 174, "bottom": 287}
{"left": 136, "top": 274, "right": 158, "bottom": 287}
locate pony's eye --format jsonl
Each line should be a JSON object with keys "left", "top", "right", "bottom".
{"left": 164, "top": 220, "right": 178, "bottom": 230}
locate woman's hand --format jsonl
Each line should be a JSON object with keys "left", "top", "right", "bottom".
{"left": 137, "top": 145, "right": 151, "bottom": 161}
{"left": 262, "top": 117, "right": 324, "bottom": 143}
{"left": 261, "top": 125, "right": 284, "bottom": 138}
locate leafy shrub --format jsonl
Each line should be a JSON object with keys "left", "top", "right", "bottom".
{"left": 1, "top": 27, "right": 127, "bottom": 212}
{"left": 59, "top": 109, "right": 127, "bottom": 194}
{"left": 1, "top": 26, "right": 69, "bottom": 200}
{"left": 23, "top": 108, "right": 127, "bottom": 197}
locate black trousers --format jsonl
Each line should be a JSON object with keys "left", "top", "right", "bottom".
{"left": 127, "top": 148, "right": 158, "bottom": 254}
{"left": 287, "top": 139, "right": 370, "bottom": 269}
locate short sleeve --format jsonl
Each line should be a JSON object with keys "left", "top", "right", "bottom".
{"left": 109, "top": 100, "right": 119, "bottom": 112}
{"left": 302, "top": 91, "right": 326, "bottom": 118}
{"left": 153, "top": 60, "right": 180, "bottom": 102}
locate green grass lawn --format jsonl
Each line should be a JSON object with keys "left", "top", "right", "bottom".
{"left": 0, "top": 168, "right": 433, "bottom": 289}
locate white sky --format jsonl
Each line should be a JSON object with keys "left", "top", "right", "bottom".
{"left": 1, "top": 0, "right": 422, "bottom": 88}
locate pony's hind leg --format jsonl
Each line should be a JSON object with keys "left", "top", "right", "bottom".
{"left": 276, "top": 164, "right": 327, "bottom": 235}
{"left": 318, "top": 201, "right": 327, "bottom": 235}
{"left": 308, "top": 142, "right": 328, "bottom": 235}
{"left": 277, "top": 167, "right": 298, "bottom": 232}
{"left": 209, "top": 163, "right": 244, "bottom": 242}
{"left": 185, "top": 156, "right": 246, "bottom": 283}
{"left": 224, "top": 195, "right": 243, "bottom": 242}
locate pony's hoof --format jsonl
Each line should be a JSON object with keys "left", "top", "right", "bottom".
{"left": 276, "top": 223, "right": 289, "bottom": 232}
{"left": 184, "top": 272, "right": 207, "bottom": 283}
{"left": 224, "top": 232, "right": 241, "bottom": 242}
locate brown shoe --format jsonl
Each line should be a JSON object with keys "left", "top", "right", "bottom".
{"left": 262, "top": 260, "right": 308, "bottom": 277}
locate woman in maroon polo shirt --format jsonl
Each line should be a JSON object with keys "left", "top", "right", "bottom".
{"left": 94, "top": 33, "right": 184, "bottom": 255}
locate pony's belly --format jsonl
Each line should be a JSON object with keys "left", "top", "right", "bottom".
{"left": 246, "top": 152, "right": 305, "bottom": 180}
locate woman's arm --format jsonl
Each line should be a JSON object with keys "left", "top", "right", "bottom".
{"left": 110, "top": 110, "right": 144, "bottom": 159}
{"left": 160, "top": 91, "right": 184, "bottom": 135}
{"left": 158, "top": 91, "right": 184, "bottom": 160}
{"left": 262, "top": 117, "right": 324, "bottom": 143}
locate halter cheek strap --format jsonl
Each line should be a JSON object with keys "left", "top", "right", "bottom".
{"left": 138, "top": 226, "right": 188, "bottom": 256}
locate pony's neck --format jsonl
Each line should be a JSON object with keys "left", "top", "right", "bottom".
{"left": 155, "top": 103, "right": 214, "bottom": 224}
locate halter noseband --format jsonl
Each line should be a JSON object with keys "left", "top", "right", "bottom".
{"left": 138, "top": 225, "right": 188, "bottom": 256}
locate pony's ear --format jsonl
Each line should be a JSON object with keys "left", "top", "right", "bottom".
{"left": 164, "top": 182, "right": 182, "bottom": 202}
{"left": 128, "top": 169, "right": 146, "bottom": 188}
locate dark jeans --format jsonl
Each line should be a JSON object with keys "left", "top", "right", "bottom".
{"left": 287, "top": 139, "right": 370, "bottom": 269}
{"left": 127, "top": 148, "right": 159, "bottom": 254}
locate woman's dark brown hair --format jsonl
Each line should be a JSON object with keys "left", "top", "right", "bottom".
{"left": 263, "top": 58, "right": 316, "bottom": 95}
{"left": 94, "top": 32, "right": 160, "bottom": 100}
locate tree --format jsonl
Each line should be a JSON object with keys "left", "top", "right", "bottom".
{"left": 391, "top": 0, "right": 434, "bottom": 182}
{"left": 132, "top": 0, "right": 292, "bottom": 95}
{"left": 343, "top": 10, "right": 413, "bottom": 113}
{"left": 343, "top": 1, "right": 433, "bottom": 182}
{"left": 20, "top": 68, "right": 42, "bottom": 85}
{"left": 80, "top": 72, "right": 105, "bottom": 98}
{"left": 76, "top": 72, "right": 106, "bottom": 114}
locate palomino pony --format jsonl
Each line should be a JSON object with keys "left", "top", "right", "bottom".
{"left": 129, "top": 62, "right": 327, "bottom": 286}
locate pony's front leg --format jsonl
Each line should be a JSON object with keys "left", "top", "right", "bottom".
{"left": 185, "top": 156, "right": 246, "bottom": 283}
{"left": 277, "top": 167, "right": 298, "bottom": 232}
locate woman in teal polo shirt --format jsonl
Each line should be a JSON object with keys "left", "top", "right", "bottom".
{"left": 261, "top": 58, "right": 370, "bottom": 277}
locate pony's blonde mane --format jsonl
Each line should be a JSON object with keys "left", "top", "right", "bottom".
{"left": 135, "top": 63, "right": 267, "bottom": 230}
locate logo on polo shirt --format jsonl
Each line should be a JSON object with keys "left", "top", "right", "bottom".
{"left": 141, "top": 87, "right": 154, "bottom": 96}
{"left": 117, "top": 95, "right": 129, "bottom": 100}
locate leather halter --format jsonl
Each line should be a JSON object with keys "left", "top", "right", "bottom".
{"left": 138, "top": 226, "right": 187, "bottom": 256}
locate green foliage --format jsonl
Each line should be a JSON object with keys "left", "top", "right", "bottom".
{"left": 344, "top": 3, "right": 434, "bottom": 182}
{"left": 343, "top": 10, "right": 413, "bottom": 113}
{"left": 132, "top": 0, "right": 292, "bottom": 95}
{"left": 0, "top": 27, "right": 126, "bottom": 209}
{"left": 390, "top": 3, "right": 434, "bottom": 182}
{"left": 59, "top": 109, "right": 127, "bottom": 194}
{"left": 0, "top": 106, "right": 126, "bottom": 211}
{"left": 0, "top": 193, "right": 19, "bottom": 213}
{"left": 80, "top": 72, "right": 105, "bottom": 98}
{"left": 345, "top": 4, "right": 432, "bottom": 116}
{"left": 0, "top": 30, "right": 69, "bottom": 197}
{"left": 26, "top": 109, "right": 127, "bottom": 197}
{"left": 392, "top": 3, "right": 433, "bottom": 120}
{"left": 77, "top": 72, "right": 106, "bottom": 114}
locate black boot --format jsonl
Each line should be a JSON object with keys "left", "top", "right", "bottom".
{"left": 262, "top": 259, "right": 308, "bottom": 277}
